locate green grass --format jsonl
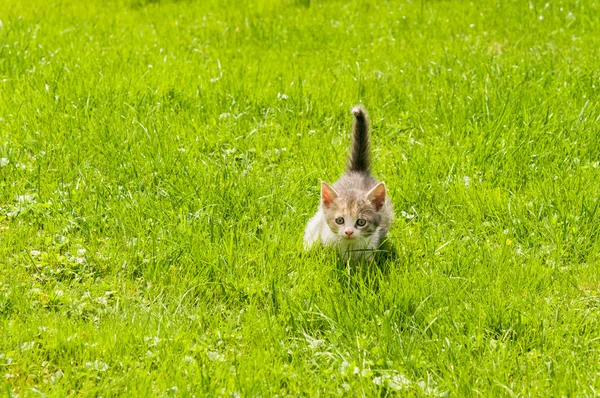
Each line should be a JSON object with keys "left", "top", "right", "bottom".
{"left": 1, "top": 0, "right": 600, "bottom": 395}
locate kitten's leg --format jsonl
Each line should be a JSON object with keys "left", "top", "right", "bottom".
{"left": 303, "top": 210, "right": 324, "bottom": 250}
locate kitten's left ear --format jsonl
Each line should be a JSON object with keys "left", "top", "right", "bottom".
{"left": 366, "top": 182, "right": 386, "bottom": 211}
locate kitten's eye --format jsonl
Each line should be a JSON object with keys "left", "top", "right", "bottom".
{"left": 335, "top": 217, "right": 345, "bottom": 225}
{"left": 356, "top": 219, "right": 367, "bottom": 227}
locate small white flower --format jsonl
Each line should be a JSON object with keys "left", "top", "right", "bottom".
{"left": 96, "top": 297, "right": 108, "bottom": 306}
{"left": 305, "top": 335, "right": 323, "bottom": 349}
{"left": 207, "top": 351, "right": 225, "bottom": 361}
{"left": 0, "top": 158, "right": 8, "bottom": 167}
{"left": 21, "top": 341, "right": 35, "bottom": 350}
{"left": 51, "top": 370, "right": 64, "bottom": 383}
{"left": 144, "top": 336, "right": 161, "bottom": 346}
{"left": 17, "top": 194, "right": 36, "bottom": 203}
{"left": 84, "top": 360, "right": 108, "bottom": 372}
{"left": 400, "top": 211, "right": 415, "bottom": 220}
{"left": 340, "top": 360, "right": 350, "bottom": 374}
{"left": 373, "top": 376, "right": 386, "bottom": 386}
{"left": 183, "top": 356, "right": 195, "bottom": 363}
{"left": 389, "top": 374, "right": 411, "bottom": 390}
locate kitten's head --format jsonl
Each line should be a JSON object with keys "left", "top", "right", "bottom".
{"left": 320, "top": 181, "right": 386, "bottom": 242}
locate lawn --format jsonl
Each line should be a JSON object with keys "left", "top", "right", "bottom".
{"left": 1, "top": 0, "right": 600, "bottom": 395}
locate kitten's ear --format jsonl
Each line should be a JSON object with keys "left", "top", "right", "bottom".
{"left": 321, "top": 182, "right": 339, "bottom": 208}
{"left": 366, "top": 182, "right": 386, "bottom": 211}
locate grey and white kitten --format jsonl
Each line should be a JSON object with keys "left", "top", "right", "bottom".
{"left": 304, "top": 106, "right": 394, "bottom": 262}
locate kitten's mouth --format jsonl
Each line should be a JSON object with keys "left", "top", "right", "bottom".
{"left": 342, "top": 235, "right": 356, "bottom": 240}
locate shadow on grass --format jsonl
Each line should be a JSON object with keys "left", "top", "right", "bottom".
{"left": 333, "top": 239, "right": 400, "bottom": 293}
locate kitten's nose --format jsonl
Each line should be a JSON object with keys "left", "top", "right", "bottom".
{"left": 345, "top": 230, "right": 354, "bottom": 237}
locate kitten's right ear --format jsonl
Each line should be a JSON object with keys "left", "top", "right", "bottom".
{"left": 321, "top": 182, "right": 338, "bottom": 208}
{"left": 366, "top": 182, "right": 386, "bottom": 211}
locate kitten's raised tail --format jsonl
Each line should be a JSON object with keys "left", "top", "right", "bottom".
{"left": 348, "top": 105, "right": 370, "bottom": 173}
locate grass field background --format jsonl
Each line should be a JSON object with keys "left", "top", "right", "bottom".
{"left": 1, "top": 0, "right": 600, "bottom": 395}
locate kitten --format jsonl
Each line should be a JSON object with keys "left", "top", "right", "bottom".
{"left": 304, "top": 106, "right": 394, "bottom": 262}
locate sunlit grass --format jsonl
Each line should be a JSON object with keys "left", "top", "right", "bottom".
{"left": 1, "top": 0, "right": 600, "bottom": 395}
